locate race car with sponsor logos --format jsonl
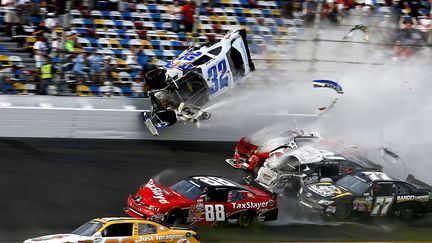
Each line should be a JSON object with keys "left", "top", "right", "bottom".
{"left": 125, "top": 175, "right": 278, "bottom": 227}
{"left": 142, "top": 28, "right": 255, "bottom": 136}
{"left": 251, "top": 145, "right": 382, "bottom": 194}
{"left": 23, "top": 217, "right": 199, "bottom": 243}
{"left": 298, "top": 171, "right": 432, "bottom": 220}
{"left": 226, "top": 129, "right": 320, "bottom": 172}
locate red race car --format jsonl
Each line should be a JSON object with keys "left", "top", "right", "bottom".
{"left": 226, "top": 130, "right": 320, "bottom": 172}
{"left": 125, "top": 175, "right": 278, "bottom": 227}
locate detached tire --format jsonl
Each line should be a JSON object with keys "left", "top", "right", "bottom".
{"left": 238, "top": 211, "right": 255, "bottom": 227}
{"left": 399, "top": 205, "right": 416, "bottom": 220}
{"left": 334, "top": 200, "right": 352, "bottom": 220}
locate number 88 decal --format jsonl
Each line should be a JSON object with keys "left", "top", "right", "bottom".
{"left": 205, "top": 204, "right": 225, "bottom": 221}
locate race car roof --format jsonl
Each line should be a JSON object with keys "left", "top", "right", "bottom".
{"left": 187, "top": 175, "right": 243, "bottom": 189}
{"left": 354, "top": 171, "right": 398, "bottom": 183}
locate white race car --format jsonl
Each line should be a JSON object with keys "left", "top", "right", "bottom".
{"left": 142, "top": 29, "right": 255, "bottom": 136}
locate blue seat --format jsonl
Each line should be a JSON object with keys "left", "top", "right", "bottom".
{"left": 262, "top": 9, "right": 271, "bottom": 17}
{"left": 237, "top": 16, "right": 246, "bottom": 25}
{"left": 270, "top": 26, "right": 279, "bottom": 35}
{"left": 31, "top": 16, "right": 40, "bottom": 25}
{"left": 153, "top": 49, "right": 164, "bottom": 59}
{"left": 234, "top": 8, "right": 244, "bottom": 16}
{"left": 121, "top": 86, "right": 132, "bottom": 96}
{"left": 114, "top": 20, "right": 123, "bottom": 29}
{"left": 2, "top": 84, "right": 17, "bottom": 94}
{"left": 240, "top": 0, "right": 250, "bottom": 6}
{"left": 150, "top": 13, "right": 161, "bottom": 21}
{"left": 151, "top": 40, "right": 160, "bottom": 49}
{"left": 76, "top": 28, "right": 88, "bottom": 35}
{"left": 90, "top": 85, "right": 101, "bottom": 96}
{"left": 101, "top": 10, "right": 110, "bottom": 19}
{"left": 147, "top": 4, "right": 158, "bottom": 13}
{"left": 250, "top": 25, "right": 260, "bottom": 34}
{"left": 97, "top": 1, "right": 108, "bottom": 9}
{"left": 83, "top": 19, "right": 93, "bottom": 28}
{"left": 122, "top": 11, "right": 131, "bottom": 20}
{"left": 275, "top": 18, "right": 284, "bottom": 26}
{"left": 83, "top": 47, "right": 94, "bottom": 53}
{"left": 89, "top": 38, "right": 98, "bottom": 48}
{"left": 113, "top": 50, "right": 123, "bottom": 58}
{"left": 117, "top": 29, "right": 126, "bottom": 39}
{"left": 154, "top": 22, "right": 162, "bottom": 30}
{"left": 120, "top": 39, "right": 129, "bottom": 48}
{"left": 177, "top": 32, "right": 186, "bottom": 41}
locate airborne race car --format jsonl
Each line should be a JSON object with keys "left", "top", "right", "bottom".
{"left": 298, "top": 171, "right": 432, "bottom": 220}
{"left": 142, "top": 29, "right": 255, "bottom": 136}
{"left": 125, "top": 176, "right": 278, "bottom": 227}
{"left": 252, "top": 145, "right": 383, "bottom": 194}
{"left": 23, "top": 217, "right": 200, "bottom": 243}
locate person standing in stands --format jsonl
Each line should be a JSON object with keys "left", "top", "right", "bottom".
{"left": 87, "top": 49, "right": 103, "bottom": 84}
{"left": 181, "top": 0, "right": 196, "bottom": 33}
{"left": 39, "top": 56, "right": 56, "bottom": 95}
{"left": 33, "top": 36, "right": 49, "bottom": 69}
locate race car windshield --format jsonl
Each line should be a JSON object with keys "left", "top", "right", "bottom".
{"left": 71, "top": 221, "right": 103, "bottom": 236}
{"left": 171, "top": 180, "right": 204, "bottom": 200}
{"left": 336, "top": 175, "right": 370, "bottom": 195}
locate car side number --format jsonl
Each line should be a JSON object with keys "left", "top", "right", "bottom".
{"left": 205, "top": 204, "right": 225, "bottom": 221}
{"left": 370, "top": 196, "right": 394, "bottom": 216}
{"left": 208, "top": 59, "right": 229, "bottom": 94}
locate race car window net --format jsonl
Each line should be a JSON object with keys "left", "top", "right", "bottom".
{"left": 71, "top": 221, "right": 103, "bottom": 236}
{"left": 171, "top": 180, "right": 204, "bottom": 201}
{"left": 206, "top": 189, "right": 229, "bottom": 202}
{"left": 208, "top": 47, "right": 222, "bottom": 56}
{"left": 336, "top": 175, "right": 370, "bottom": 195}
{"left": 192, "top": 54, "right": 211, "bottom": 66}
{"left": 102, "top": 223, "right": 133, "bottom": 237}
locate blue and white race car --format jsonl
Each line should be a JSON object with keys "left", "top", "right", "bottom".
{"left": 142, "top": 29, "right": 255, "bottom": 135}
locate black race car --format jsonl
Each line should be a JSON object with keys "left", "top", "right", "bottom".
{"left": 298, "top": 171, "right": 432, "bottom": 220}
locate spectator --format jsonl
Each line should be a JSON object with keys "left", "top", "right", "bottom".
{"left": 103, "top": 56, "right": 118, "bottom": 85}
{"left": 137, "top": 46, "right": 152, "bottom": 74}
{"left": 181, "top": 0, "right": 196, "bottom": 33}
{"left": 167, "top": 2, "right": 181, "bottom": 32}
{"left": 65, "top": 31, "right": 80, "bottom": 53}
{"left": 131, "top": 75, "right": 145, "bottom": 98}
{"left": 303, "top": 0, "right": 318, "bottom": 27}
{"left": 51, "top": 35, "right": 63, "bottom": 58}
{"left": 126, "top": 46, "right": 142, "bottom": 77}
{"left": 32, "top": 20, "right": 52, "bottom": 39}
{"left": 395, "top": 16, "right": 419, "bottom": 58}
{"left": 39, "top": 56, "right": 56, "bottom": 95}
{"left": 45, "top": 12, "right": 58, "bottom": 30}
{"left": 33, "top": 37, "right": 49, "bottom": 69}
{"left": 417, "top": 9, "right": 432, "bottom": 44}
{"left": 39, "top": 0, "right": 48, "bottom": 20}
{"left": 72, "top": 51, "right": 88, "bottom": 83}
{"left": 107, "top": 0, "right": 119, "bottom": 11}
{"left": 87, "top": 49, "right": 103, "bottom": 84}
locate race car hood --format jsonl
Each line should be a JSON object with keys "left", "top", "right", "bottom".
{"left": 304, "top": 182, "right": 352, "bottom": 199}
{"left": 24, "top": 234, "right": 91, "bottom": 243}
{"left": 243, "top": 184, "right": 274, "bottom": 198}
{"left": 137, "top": 179, "right": 192, "bottom": 209}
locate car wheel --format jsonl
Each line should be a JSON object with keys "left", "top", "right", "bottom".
{"left": 399, "top": 205, "right": 416, "bottom": 220}
{"left": 165, "top": 209, "right": 185, "bottom": 225}
{"left": 238, "top": 211, "right": 255, "bottom": 227}
{"left": 334, "top": 201, "right": 352, "bottom": 220}
{"left": 145, "top": 68, "right": 167, "bottom": 89}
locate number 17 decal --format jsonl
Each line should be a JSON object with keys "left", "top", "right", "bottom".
{"left": 208, "top": 59, "right": 229, "bottom": 94}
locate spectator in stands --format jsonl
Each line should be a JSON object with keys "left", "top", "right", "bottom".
{"left": 32, "top": 20, "right": 52, "bottom": 39}
{"left": 126, "top": 47, "right": 141, "bottom": 77}
{"left": 65, "top": 31, "right": 80, "bottom": 53}
{"left": 88, "top": 49, "right": 103, "bottom": 85}
{"left": 39, "top": 56, "right": 56, "bottom": 95}
{"left": 103, "top": 55, "right": 117, "bottom": 85}
{"left": 51, "top": 35, "right": 62, "bottom": 58}
{"left": 131, "top": 75, "right": 145, "bottom": 98}
{"left": 418, "top": 9, "right": 432, "bottom": 44}
{"left": 45, "top": 13, "right": 58, "bottom": 30}
{"left": 39, "top": 0, "right": 48, "bottom": 20}
{"left": 3, "top": 0, "right": 31, "bottom": 37}
{"left": 72, "top": 51, "right": 88, "bottom": 83}
{"left": 326, "top": 1, "right": 340, "bottom": 24}
{"left": 33, "top": 36, "right": 49, "bottom": 69}
{"left": 282, "top": 0, "right": 294, "bottom": 19}
{"left": 395, "top": 15, "right": 419, "bottom": 59}
{"left": 181, "top": 0, "right": 196, "bottom": 33}
{"left": 167, "top": 2, "right": 181, "bottom": 32}
{"left": 303, "top": 0, "right": 318, "bottom": 27}
{"left": 137, "top": 46, "right": 151, "bottom": 74}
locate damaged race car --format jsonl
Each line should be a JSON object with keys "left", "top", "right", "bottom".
{"left": 251, "top": 145, "right": 383, "bottom": 195}
{"left": 142, "top": 29, "right": 255, "bottom": 136}
{"left": 226, "top": 130, "right": 320, "bottom": 172}
{"left": 23, "top": 217, "right": 200, "bottom": 243}
{"left": 298, "top": 171, "right": 432, "bottom": 220}
{"left": 125, "top": 175, "right": 278, "bottom": 227}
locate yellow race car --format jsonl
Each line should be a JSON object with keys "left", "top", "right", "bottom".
{"left": 23, "top": 217, "right": 200, "bottom": 243}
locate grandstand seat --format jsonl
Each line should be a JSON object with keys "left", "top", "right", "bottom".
{"left": 77, "top": 37, "right": 92, "bottom": 48}
{"left": 112, "top": 86, "right": 123, "bottom": 96}
{"left": 24, "top": 83, "right": 36, "bottom": 95}
{"left": 77, "top": 85, "right": 92, "bottom": 96}
{"left": 101, "top": 10, "right": 111, "bottom": 20}
{"left": 91, "top": 10, "right": 103, "bottom": 19}
{"left": 118, "top": 71, "right": 133, "bottom": 84}
{"left": 122, "top": 11, "right": 131, "bottom": 20}
{"left": 110, "top": 11, "right": 122, "bottom": 20}
{"left": 90, "top": 85, "right": 101, "bottom": 96}
{"left": 93, "top": 19, "right": 105, "bottom": 29}
{"left": 71, "top": 9, "right": 83, "bottom": 19}
{"left": 97, "top": 49, "right": 114, "bottom": 57}
{"left": 9, "top": 56, "right": 25, "bottom": 68}
{"left": 13, "top": 83, "right": 26, "bottom": 94}
{"left": 31, "top": 16, "right": 40, "bottom": 26}
{"left": 136, "top": 4, "right": 148, "bottom": 13}
{"left": 121, "top": 86, "right": 132, "bottom": 96}
{"left": 71, "top": 18, "right": 85, "bottom": 28}
{"left": 109, "top": 39, "right": 121, "bottom": 49}
{"left": 123, "top": 20, "right": 135, "bottom": 30}
{"left": 97, "top": 38, "right": 111, "bottom": 48}
{"left": 104, "top": 20, "right": 115, "bottom": 30}
{"left": 83, "top": 19, "right": 93, "bottom": 28}
{"left": 120, "top": 39, "right": 129, "bottom": 48}
{"left": 2, "top": 83, "right": 16, "bottom": 94}
{"left": 0, "top": 55, "right": 11, "bottom": 67}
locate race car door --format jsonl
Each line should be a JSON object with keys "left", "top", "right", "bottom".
{"left": 370, "top": 182, "right": 395, "bottom": 216}
{"left": 204, "top": 188, "right": 231, "bottom": 224}
{"left": 99, "top": 222, "right": 134, "bottom": 243}
{"left": 135, "top": 222, "right": 159, "bottom": 242}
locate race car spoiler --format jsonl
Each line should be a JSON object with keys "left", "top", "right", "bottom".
{"left": 407, "top": 174, "right": 432, "bottom": 190}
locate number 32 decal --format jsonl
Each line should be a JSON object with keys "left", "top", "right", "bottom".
{"left": 208, "top": 59, "right": 229, "bottom": 94}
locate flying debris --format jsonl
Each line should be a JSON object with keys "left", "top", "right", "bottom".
{"left": 343, "top": 24, "right": 369, "bottom": 41}
{"left": 312, "top": 80, "right": 344, "bottom": 94}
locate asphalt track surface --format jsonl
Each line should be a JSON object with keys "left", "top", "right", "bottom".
{"left": 1, "top": 138, "right": 432, "bottom": 243}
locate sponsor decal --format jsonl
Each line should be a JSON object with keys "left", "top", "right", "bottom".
{"left": 397, "top": 195, "right": 430, "bottom": 202}
{"left": 147, "top": 180, "right": 169, "bottom": 204}
{"left": 326, "top": 206, "right": 336, "bottom": 214}
{"left": 231, "top": 201, "right": 270, "bottom": 210}
{"left": 308, "top": 184, "right": 342, "bottom": 197}
{"left": 139, "top": 234, "right": 184, "bottom": 242}
{"left": 299, "top": 200, "right": 313, "bottom": 208}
